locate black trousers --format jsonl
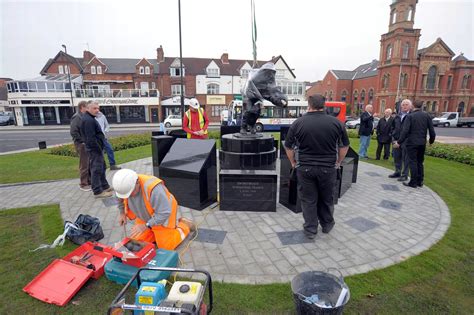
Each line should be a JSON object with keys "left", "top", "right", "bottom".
{"left": 297, "top": 165, "right": 336, "bottom": 234}
{"left": 88, "top": 150, "right": 110, "bottom": 195}
{"left": 376, "top": 141, "right": 391, "bottom": 159}
{"left": 406, "top": 144, "right": 426, "bottom": 186}
{"left": 393, "top": 143, "right": 409, "bottom": 176}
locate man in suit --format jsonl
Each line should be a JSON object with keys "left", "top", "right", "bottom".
{"left": 388, "top": 99, "right": 412, "bottom": 180}
{"left": 395, "top": 100, "right": 436, "bottom": 188}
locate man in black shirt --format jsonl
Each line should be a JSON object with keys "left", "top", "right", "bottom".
{"left": 70, "top": 101, "right": 91, "bottom": 191}
{"left": 285, "top": 94, "right": 350, "bottom": 239}
{"left": 396, "top": 100, "right": 436, "bottom": 188}
{"left": 81, "top": 101, "right": 113, "bottom": 198}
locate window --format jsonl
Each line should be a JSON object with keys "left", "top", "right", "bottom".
{"left": 431, "top": 101, "right": 437, "bottom": 112}
{"left": 241, "top": 69, "right": 250, "bottom": 78}
{"left": 151, "top": 82, "right": 156, "bottom": 89}
{"left": 407, "top": 7, "right": 413, "bottom": 21}
{"left": 207, "top": 83, "right": 219, "bottom": 95}
{"left": 462, "top": 75, "right": 471, "bottom": 89}
{"left": 360, "top": 90, "right": 366, "bottom": 103}
{"left": 64, "top": 65, "right": 69, "bottom": 74}
{"left": 27, "top": 82, "right": 37, "bottom": 92}
{"left": 341, "top": 90, "right": 347, "bottom": 102}
{"left": 444, "top": 101, "right": 449, "bottom": 112}
{"left": 368, "top": 89, "right": 374, "bottom": 103}
{"left": 276, "top": 70, "right": 285, "bottom": 78}
{"left": 58, "top": 65, "right": 64, "bottom": 74}
{"left": 171, "top": 84, "right": 184, "bottom": 96}
{"left": 457, "top": 102, "right": 465, "bottom": 113}
{"left": 391, "top": 10, "right": 397, "bottom": 24}
{"left": 400, "top": 73, "right": 408, "bottom": 89}
{"left": 426, "top": 65, "right": 437, "bottom": 90}
{"left": 139, "top": 66, "right": 144, "bottom": 74}
{"left": 145, "top": 66, "right": 150, "bottom": 75}
{"left": 91, "top": 66, "right": 96, "bottom": 74}
{"left": 211, "top": 105, "right": 227, "bottom": 117}
{"left": 207, "top": 68, "right": 219, "bottom": 77}
{"left": 329, "top": 90, "right": 333, "bottom": 101}
{"left": 353, "top": 90, "right": 358, "bottom": 104}
{"left": 170, "top": 67, "right": 184, "bottom": 76}
{"left": 381, "top": 100, "right": 386, "bottom": 113}
{"left": 402, "top": 42, "right": 410, "bottom": 59}
{"left": 382, "top": 74, "right": 390, "bottom": 89}
{"left": 447, "top": 76, "right": 453, "bottom": 90}
{"left": 386, "top": 44, "right": 392, "bottom": 60}
{"left": 97, "top": 66, "right": 102, "bottom": 74}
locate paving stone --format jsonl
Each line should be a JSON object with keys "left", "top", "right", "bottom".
{"left": 379, "top": 200, "right": 403, "bottom": 211}
{"left": 345, "top": 217, "right": 380, "bottom": 232}
{"left": 381, "top": 184, "right": 401, "bottom": 192}
{"left": 195, "top": 228, "right": 227, "bottom": 245}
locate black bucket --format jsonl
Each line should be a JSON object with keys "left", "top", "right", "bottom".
{"left": 291, "top": 269, "right": 350, "bottom": 315}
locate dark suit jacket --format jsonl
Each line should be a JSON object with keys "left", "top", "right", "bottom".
{"left": 359, "top": 111, "right": 374, "bottom": 136}
{"left": 376, "top": 116, "right": 393, "bottom": 143}
{"left": 398, "top": 109, "right": 436, "bottom": 145}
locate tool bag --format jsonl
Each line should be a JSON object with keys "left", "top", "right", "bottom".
{"left": 66, "top": 214, "right": 105, "bottom": 245}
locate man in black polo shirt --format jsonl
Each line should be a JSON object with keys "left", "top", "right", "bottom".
{"left": 284, "top": 94, "right": 350, "bottom": 239}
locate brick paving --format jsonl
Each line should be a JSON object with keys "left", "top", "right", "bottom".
{"left": 0, "top": 158, "right": 450, "bottom": 284}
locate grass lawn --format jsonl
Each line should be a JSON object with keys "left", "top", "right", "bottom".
{"left": 0, "top": 138, "right": 473, "bottom": 313}
{"left": 0, "top": 145, "right": 151, "bottom": 184}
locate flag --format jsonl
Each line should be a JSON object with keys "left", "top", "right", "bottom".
{"left": 251, "top": 0, "right": 257, "bottom": 67}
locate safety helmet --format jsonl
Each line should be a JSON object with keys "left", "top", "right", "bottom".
{"left": 112, "top": 169, "right": 138, "bottom": 199}
{"left": 189, "top": 98, "right": 200, "bottom": 109}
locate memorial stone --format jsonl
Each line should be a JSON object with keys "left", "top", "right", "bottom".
{"left": 151, "top": 135, "right": 175, "bottom": 177}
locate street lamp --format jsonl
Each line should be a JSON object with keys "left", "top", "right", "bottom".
{"left": 178, "top": 0, "right": 184, "bottom": 118}
{"left": 62, "top": 44, "right": 75, "bottom": 111}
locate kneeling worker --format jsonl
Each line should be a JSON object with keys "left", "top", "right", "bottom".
{"left": 113, "top": 169, "right": 194, "bottom": 250}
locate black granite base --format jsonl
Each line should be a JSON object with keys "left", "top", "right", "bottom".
{"left": 151, "top": 135, "right": 175, "bottom": 177}
{"left": 219, "top": 170, "right": 277, "bottom": 212}
{"left": 159, "top": 138, "right": 217, "bottom": 210}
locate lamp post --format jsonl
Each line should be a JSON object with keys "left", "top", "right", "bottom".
{"left": 178, "top": 0, "right": 185, "bottom": 118}
{"left": 62, "top": 44, "right": 75, "bottom": 111}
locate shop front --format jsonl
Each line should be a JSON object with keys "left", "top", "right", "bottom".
{"left": 161, "top": 96, "right": 189, "bottom": 121}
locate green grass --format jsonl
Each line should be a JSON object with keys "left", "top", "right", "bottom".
{"left": 1, "top": 137, "right": 473, "bottom": 314}
{"left": 0, "top": 145, "right": 151, "bottom": 184}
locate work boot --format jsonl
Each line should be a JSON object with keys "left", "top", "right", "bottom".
{"left": 94, "top": 190, "right": 114, "bottom": 198}
{"left": 110, "top": 165, "right": 122, "bottom": 170}
{"left": 179, "top": 218, "right": 196, "bottom": 232}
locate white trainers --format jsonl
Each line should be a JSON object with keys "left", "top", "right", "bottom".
{"left": 79, "top": 185, "right": 92, "bottom": 192}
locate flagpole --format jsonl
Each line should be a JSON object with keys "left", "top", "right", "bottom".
{"left": 251, "top": 0, "right": 257, "bottom": 68}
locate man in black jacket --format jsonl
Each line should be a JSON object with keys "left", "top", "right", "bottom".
{"left": 70, "top": 101, "right": 91, "bottom": 191}
{"left": 376, "top": 108, "right": 393, "bottom": 160}
{"left": 81, "top": 101, "right": 113, "bottom": 198}
{"left": 285, "top": 94, "right": 350, "bottom": 239}
{"left": 389, "top": 99, "right": 412, "bottom": 179}
{"left": 396, "top": 100, "right": 436, "bottom": 188}
{"left": 358, "top": 104, "right": 375, "bottom": 159}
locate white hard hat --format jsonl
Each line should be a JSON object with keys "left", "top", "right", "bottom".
{"left": 112, "top": 169, "right": 138, "bottom": 199}
{"left": 189, "top": 98, "right": 200, "bottom": 109}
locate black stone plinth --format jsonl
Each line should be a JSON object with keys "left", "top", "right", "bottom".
{"left": 346, "top": 146, "right": 359, "bottom": 183}
{"left": 151, "top": 135, "right": 175, "bottom": 177}
{"left": 279, "top": 141, "right": 301, "bottom": 213}
{"left": 219, "top": 133, "right": 277, "bottom": 170}
{"left": 339, "top": 157, "right": 355, "bottom": 197}
{"left": 168, "top": 129, "right": 188, "bottom": 139}
{"left": 159, "top": 138, "right": 217, "bottom": 210}
{"left": 220, "top": 125, "right": 241, "bottom": 137}
{"left": 219, "top": 169, "right": 277, "bottom": 212}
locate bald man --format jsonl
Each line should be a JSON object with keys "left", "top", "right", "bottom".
{"left": 376, "top": 108, "right": 393, "bottom": 160}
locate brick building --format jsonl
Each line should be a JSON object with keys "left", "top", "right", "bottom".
{"left": 7, "top": 46, "right": 304, "bottom": 125}
{"left": 307, "top": 0, "right": 474, "bottom": 116}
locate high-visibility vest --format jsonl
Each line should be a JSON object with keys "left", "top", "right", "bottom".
{"left": 185, "top": 108, "right": 208, "bottom": 138}
{"left": 123, "top": 174, "right": 177, "bottom": 229}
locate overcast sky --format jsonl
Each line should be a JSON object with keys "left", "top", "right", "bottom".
{"left": 0, "top": 0, "right": 472, "bottom": 82}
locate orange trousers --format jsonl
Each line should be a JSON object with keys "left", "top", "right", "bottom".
{"left": 132, "top": 218, "right": 190, "bottom": 250}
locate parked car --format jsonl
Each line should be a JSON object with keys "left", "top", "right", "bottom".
{"left": 0, "top": 112, "right": 14, "bottom": 126}
{"left": 345, "top": 116, "right": 356, "bottom": 123}
{"left": 345, "top": 117, "right": 379, "bottom": 129}
{"left": 163, "top": 115, "right": 182, "bottom": 128}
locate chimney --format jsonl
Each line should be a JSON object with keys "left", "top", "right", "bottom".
{"left": 157, "top": 45, "right": 164, "bottom": 63}
{"left": 221, "top": 53, "right": 229, "bottom": 64}
{"left": 83, "top": 50, "right": 95, "bottom": 63}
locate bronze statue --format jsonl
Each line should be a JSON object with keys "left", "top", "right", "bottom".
{"left": 240, "top": 63, "right": 288, "bottom": 135}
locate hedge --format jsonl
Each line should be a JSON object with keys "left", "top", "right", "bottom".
{"left": 346, "top": 129, "right": 473, "bottom": 165}
{"left": 50, "top": 130, "right": 222, "bottom": 158}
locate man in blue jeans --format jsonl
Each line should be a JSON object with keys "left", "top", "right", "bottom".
{"left": 358, "top": 104, "right": 375, "bottom": 159}
{"left": 95, "top": 111, "right": 121, "bottom": 170}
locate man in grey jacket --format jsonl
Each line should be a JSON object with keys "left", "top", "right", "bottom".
{"left": 95, "top": 111, "right": 121, "bottom": 170}
{"left": 70, "top": 101, "right": 91, "bottom": 191}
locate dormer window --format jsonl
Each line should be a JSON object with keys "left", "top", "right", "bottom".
{"left": 170, "top": 67, "right": 184, "bottom": 77}
{"left": 241, "top": 69, "right": 250, "bottom": 78}
{"left": 97, "top": 66, "right": 102, "bottom": 74}
{"left": 145, "top": 66, "right": 150, "bottom": 75}
{"left": 91, "top": 66, "right": 96, "bottom": 74}
{"left": 139, "top": 66, "right": 144, "bottom": 75}
{"left": 64, "top": 65, "right": 69, "bottom": 74}
{"left": 58, "top": 65, "right": 64, "bottom": 74}
{"left": 276, "top": 70, "right": 285, "bottom": 78}
{"left": 207, "top": 68, "right": 219, "bottom": 77}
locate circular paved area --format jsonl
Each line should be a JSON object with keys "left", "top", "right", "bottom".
{"left": 0, "top": 158, "right": 450, "bottom": 284}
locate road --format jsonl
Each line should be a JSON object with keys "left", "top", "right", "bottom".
{"left": 0, "top": 125, "right": 471, "bottom": 153}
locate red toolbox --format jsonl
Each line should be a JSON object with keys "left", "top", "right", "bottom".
{"left": 23, "top": 242, "right": 114, "bottom": 306}
{"left": 104, "top": 238, "right": 156, "bottom": 268}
